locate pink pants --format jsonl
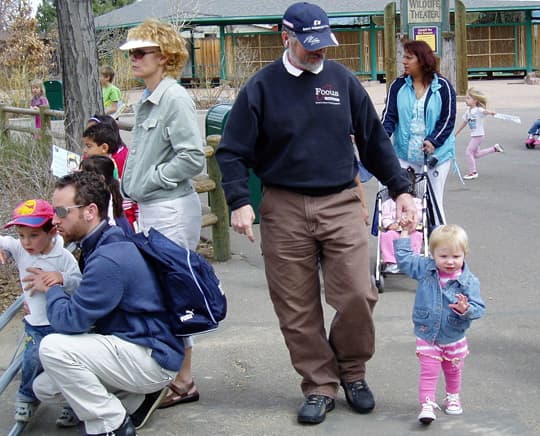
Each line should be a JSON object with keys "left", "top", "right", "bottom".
{"left": 416, "top": 337, "right": 469, "bottom": 404}
{"left": 380, "top": 230, "right": 423, "bottom": 264}
{"left": 466, "top": 136, "right": 496, "bottom": 173}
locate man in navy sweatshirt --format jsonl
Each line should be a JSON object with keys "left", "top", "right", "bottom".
{"left": 216, "top": 1, "right": 417, "bottom": 425}
{"left": 25, "top": 172, "right": 183, "bottom": 435}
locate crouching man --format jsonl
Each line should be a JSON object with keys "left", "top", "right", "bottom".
{"left": 25, "top": 172, "right": 183, "bottom": 435}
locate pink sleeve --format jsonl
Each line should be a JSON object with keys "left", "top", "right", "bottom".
{"left": 381, "top": 199, "right": 396, "bottom": 229}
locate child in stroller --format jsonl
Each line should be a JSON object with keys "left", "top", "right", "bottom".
{"left": 380, "top": 195, "right": 423, "bottom": 273}
{"left": 373, "top": 167, "right": 428, "bottom": 292}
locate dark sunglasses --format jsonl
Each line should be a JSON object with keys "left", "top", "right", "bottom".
{"left": 128, "top": 48, "right": 159, "bottom": 60}
{"left": 53, "top": 205, "right": 84, "bottom": 218}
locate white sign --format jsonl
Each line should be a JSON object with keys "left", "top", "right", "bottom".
{"left": 51, "top": 144, "right": 80, "bottom": 177}
{"left": 408, "top": 0, "right": 442, "bottom": 23}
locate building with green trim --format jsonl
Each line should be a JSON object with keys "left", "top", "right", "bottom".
{"left": 95, "top": 1, "right": 540, "bottom": 82}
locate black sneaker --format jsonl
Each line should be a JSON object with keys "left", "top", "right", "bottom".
{"left": 341, "top": 379, "right": 375, "bottom": 414}
{"left": 86, "top": 414, "right": 136, "bottom": 435}
{"left": 130, "top": 387, "right": 168, "bottom": 430}
{"left": 297, "top": 394, "right": 335, "bottom": 424}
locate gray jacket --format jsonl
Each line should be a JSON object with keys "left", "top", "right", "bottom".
{"left": 122, "top": 77, "right": 205, "bottom": 204}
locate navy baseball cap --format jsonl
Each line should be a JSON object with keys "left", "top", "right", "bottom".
{"left": 282, "top": 2, "right": 339, "bottom": 51}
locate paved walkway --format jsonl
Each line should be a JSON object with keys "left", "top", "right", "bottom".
{"left": 1, "top": 77, "right": 540, "bottom": 435}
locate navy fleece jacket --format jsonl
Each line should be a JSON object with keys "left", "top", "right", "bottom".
{"left": 216, "top": 57, "right": 410, "bottom": 210}
{"left": 46, "top": 223, "right": 184, "bottom": 371}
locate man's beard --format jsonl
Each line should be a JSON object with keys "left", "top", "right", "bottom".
{"left": 288, "top": 48, "right": 324, "bottom": 72}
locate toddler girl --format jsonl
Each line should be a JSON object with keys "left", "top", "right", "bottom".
{"left": 394, "top": 224, "right": 485, "bottom": 425}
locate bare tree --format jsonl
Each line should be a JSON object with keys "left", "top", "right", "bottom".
{"left": 56, "top": 0, "right": 103, "bottom": 151}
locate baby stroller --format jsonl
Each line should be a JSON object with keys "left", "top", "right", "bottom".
{"left": 371, "top": 156, "right": 444, "bottom": 293}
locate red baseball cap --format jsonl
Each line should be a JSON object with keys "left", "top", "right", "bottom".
{"left": 4, "top": 199, "right": 54, "bottom": 229}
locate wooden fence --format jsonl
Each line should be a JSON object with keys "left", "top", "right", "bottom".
{"left": 0, "top": 105, "right": 231, "bottom": 261}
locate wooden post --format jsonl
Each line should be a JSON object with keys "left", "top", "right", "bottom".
{"left": 206, "top": 134, "right": 231, "bottom": 261}
{"left": 455, "top": 0, "right": 468, "bottom": 96}
{"left": 39, "top": 106, "right": 52, "bottom": 147}
{"left": 441, "top": 32, "right": 456, "bottom": 87}
{"left": 0, "top": 104, "right": 9, "bottom": 143}
{"left": 384, "top": 2, "right": 397, "bottom": 89}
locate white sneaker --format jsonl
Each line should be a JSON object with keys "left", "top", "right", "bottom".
{"left": 56, "top": 406, "right": 80, "bottom": 427}
{"left": 444, "top": 393, "right": 463, "bottom": 415}
{"left": 383, "top": 263, "right": 400, "bottom": 274}
{"left": 14, "top": 400, "right": 38, "bottom": 422}
{"left": 418, "top": 399, "right": 440, "bottom": 424}
{"left": 463, "top": 172, "right": 478, "bottom": 180}
{"left": 494, "top": 143, "right": 504, "bottom": 153}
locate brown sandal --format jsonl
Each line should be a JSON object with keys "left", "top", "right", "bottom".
{"left": 158, "top": 380, "right": 200, "bottom": 409}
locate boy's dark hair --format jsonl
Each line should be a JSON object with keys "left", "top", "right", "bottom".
{"left": 87, "top": 114, "right": 126, "bottom": 149}
{"left": 55, "top": 172, "right": 110, "bottom": 221}
{"left": 82, "top": 123, "right": 119, "bottom": 154}
{"left": 100, "top": 65, "right": 115, "bottom": 82}
{"left": 79, "top": 155, "right": 123, "bottom": 219}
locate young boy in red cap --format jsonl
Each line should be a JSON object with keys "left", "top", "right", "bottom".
{"left": 0, "top": 199, "right": 81, "bottom": 425}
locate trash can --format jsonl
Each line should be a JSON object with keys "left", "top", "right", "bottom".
{"left": 43, "top": 80, "right": 63, "bottom": 111}
{"left": 205, "top": 104, "right": 262, "bottom": 224}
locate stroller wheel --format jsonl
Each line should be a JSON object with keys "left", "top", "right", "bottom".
{"left": 375, "top": 275, "right": 385, "bottom": 293}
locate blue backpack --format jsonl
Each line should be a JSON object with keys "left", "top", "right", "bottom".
{"left": 128, "top": 228, "right": 227, "bottom": 336}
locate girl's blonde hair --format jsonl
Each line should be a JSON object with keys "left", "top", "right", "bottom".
{"left": 126, "top": 19, "right": 189, "bottom": 79}
{"left": 30, "top": 79, "right": 44, "bottom": 95}
{"left": 467, "top": 87, "right": 487, "bottom": 108}
{"left": 429, "top": 224, "right": 469, "bottom": 255}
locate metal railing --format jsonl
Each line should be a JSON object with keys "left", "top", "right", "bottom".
{"left": 0, "top": 296, "right": 28, "bottom": 435}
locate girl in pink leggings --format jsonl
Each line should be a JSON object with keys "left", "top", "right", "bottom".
{"left": 394, "top": 224, "right": 485, "bottom": 425}
{"left": 455, "top": 88, "right": 504, "bottom": 180}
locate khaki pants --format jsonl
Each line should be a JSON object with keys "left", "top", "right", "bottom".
{"left": 259, "top": 186, "right": 378, "bottom": 398}
{"left": 33, "top": 333, "right": 175, "bottom": 434}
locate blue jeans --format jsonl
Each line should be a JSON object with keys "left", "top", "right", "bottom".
{"left": 17, "top": 321, "right": 55, "bottom": 402}
{"left": 528, "top": 119, "right": 540, "bottom": 135}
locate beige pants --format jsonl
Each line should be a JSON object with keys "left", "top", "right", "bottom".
{"left": 33, "top": 333, "right": 175, "bottom": 434}
{"left": 259, "top": 186, "right": 378, "bottom": 398}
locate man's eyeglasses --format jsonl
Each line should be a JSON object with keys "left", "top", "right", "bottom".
{"left": 53, "top": 205, "right": 84, "bottom": 218}
{"left": 128, "top": 48, "right": 159, "bottom": 60}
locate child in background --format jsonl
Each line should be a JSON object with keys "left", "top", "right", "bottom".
{"left": 30, "top": 79, "right": 48, "bottom": 132}
{"left": 86, "top": 114, "right": 128, "bottom": 177}
{"left": 86, "top": 114, "right": 138, "bottom": 229}
{"left": 79, "top": 155, "right": 133, "bottom": 236}
{"left": 455, "top": 88, "right": 504, "bottom": 180}
{"left": 82, "top": 123, "right": 120, "bottom": 176}
{"left": 524, "top": 118, "right": 540, "bottom": 147}
{"left": 100, "top": 65, "right": 122, "bottom": 116}
{"left": 394, "top": 224, "right": 485, "bottom": 425}
{"left": 0, "top": 199, "right": 81, "bottom": 424}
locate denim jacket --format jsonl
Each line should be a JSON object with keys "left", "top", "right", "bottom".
{"left": 394, "top": 238, "right": 485, "bottom": 345}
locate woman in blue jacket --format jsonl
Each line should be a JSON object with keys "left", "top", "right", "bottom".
{"left": 382, "top": 40, "right": 456, "bottom": 224}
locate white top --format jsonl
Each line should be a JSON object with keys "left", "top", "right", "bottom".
{"left": 0, "top": 235, "right": 81, "bottom": 326}
{"left": 463, "top": 106, "right": 488, "bottom": 136}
